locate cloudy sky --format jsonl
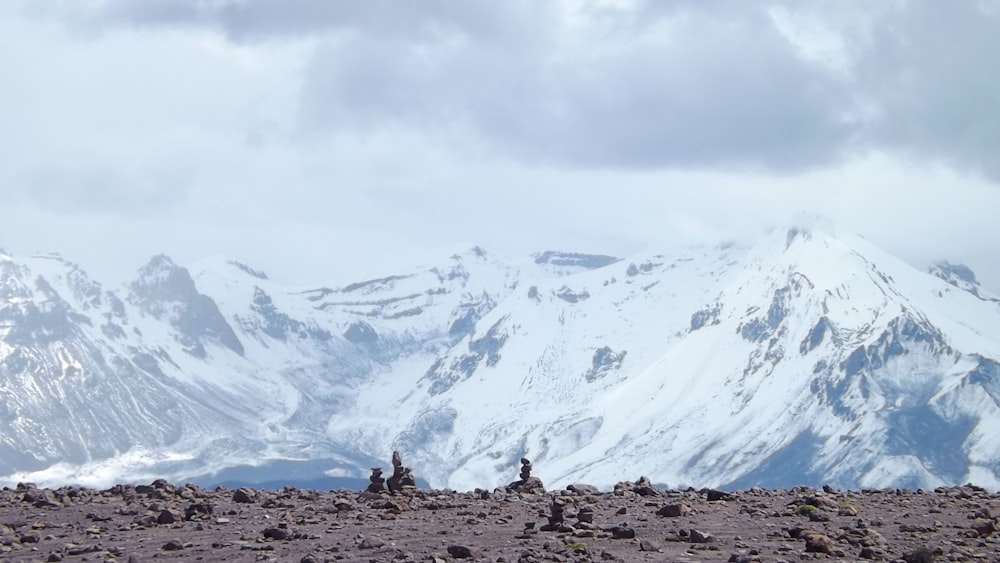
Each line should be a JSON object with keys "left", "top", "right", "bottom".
{"left": 2, "top": 0, "right": 999, "bottom": 291}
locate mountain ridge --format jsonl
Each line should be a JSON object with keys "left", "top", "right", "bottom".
{"left": 1, "top": 228, "right": 999, "bottom": 491}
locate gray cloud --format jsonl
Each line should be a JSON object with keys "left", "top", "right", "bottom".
{"left": 21, "top": 1, "right": 1000, "bottom": 178}
{"left": 297, "top": 3, "right": 855, "bottom": 171}
{"left": 851, "top": 1, "right": 1000, "bottom": 178}
{"left": 6, "top": 0, "right": 1000, "bottom": 297}
{"left": 30, "top": 0, "right": 537, "bottom": 43}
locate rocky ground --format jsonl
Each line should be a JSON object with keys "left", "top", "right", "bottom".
{"left": 1, "top": 478, "right": 998, "bottom": 562}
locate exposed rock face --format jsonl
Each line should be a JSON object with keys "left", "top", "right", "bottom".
{"left": 128, "top": 255, "right": 244, "bottom": 357}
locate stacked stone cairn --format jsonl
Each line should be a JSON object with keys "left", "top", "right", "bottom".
{"left": 366, "top": 467, "right": 386, "bottom": 493}
{"left": 506, "top": 457, "right": 546, "bottom": 494}
{"left": 539, "top": 497, "right": 570, "bottom": 532}
{"left": 520, "top": 458, "right": 532, "bottom": 481}
{"left": 387, "top": 450, "right": 417, "bottom": 494}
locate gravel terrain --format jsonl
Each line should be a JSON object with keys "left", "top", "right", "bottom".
{"left": 1, "top": 478, "right": 998, "bottom": 562}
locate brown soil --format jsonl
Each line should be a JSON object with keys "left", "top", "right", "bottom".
{"left": 1, "top": 480, "right": 998, "bottom": 562}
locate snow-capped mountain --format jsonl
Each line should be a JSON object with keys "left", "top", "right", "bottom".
{"left": 1, "top": 227, "right": 999, "bottom": 491}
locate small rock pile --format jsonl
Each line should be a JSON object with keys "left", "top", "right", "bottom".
{"left": 613, "top": 475, "right": 661, "bottom": 497}
{"left": 539, "top": 498, "right": 569, "bottom": 532}
{"left": 368, "top": 451, "right": 420, "bottom": 495}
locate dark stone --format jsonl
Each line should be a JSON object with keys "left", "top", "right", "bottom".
{"left": 802, "top": 532, "right": 833, "bottom": 554}
{"left": 19, "top": 532, "right": 40, "bottom": 543}
{"left": 634, "top": 486, "right": 659, "bottom": 497}
{"left": 902, "top": 548, "right": 936, "bottom": 563}
{"left": 508, "top": 477, "right": 546, "bottom": 494}
{"left": 66, "top": 545, "right": 102, "bottom": 556}
{"left": 156, "top": 509, "right": 179, "bottom": 524}
{"left": 184, "top": 502, "right": 213, "bottom": 521}
{"left": 639, "top": 540, "right": 660, "bottom": 552}
{"left": 134, "top": 485, "right": 155, "bottom": 496}
{"left": 566, "top": 483, "right": 600, "bottom": 495}
{"left": 689, "top": 529, "right": 715, "bottom": 544}
{"left": 971, "top": 519, "right": 995, "bottom": 537}
{"left": 704, "top": 489, "right": 730, "bottom": 502}
{"left": 808, "top": 511, "right": 830, "bottom": 522}
{"left": 358, "top": 537, "right": 385, "bottom": 549}
{"left": 610, "top": 526, "right": 635, "bottom": 540}
{"left": 448, "top": 545, "right": 474, "bottom": 559}
{"left": 161, "top": 540, "right": 184, "bottom": 551}
{"left": 232, "top": 488, "right": 256, "bottom": 504}
{"left": 23, "top": 489, "right": 61, "bottom": 508}
{"left": 656, "top": 504, "right": 688, "bottom": 518}
{"left": 262, "top": 527, "right": 293, "bottom": 541}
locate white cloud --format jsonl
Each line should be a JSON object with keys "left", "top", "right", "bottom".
{"left": 2, "top": 0, "right": 999, "bottom": 296}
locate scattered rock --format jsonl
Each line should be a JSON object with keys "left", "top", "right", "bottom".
{"left": 971, "top": 518, "right": 995, "bottom": 537}
{"left": 613, "top": 476, "right": 662, "bottom": 497}
{"left": 232, "top": 487, "right": 256, "bottom": 504}
{"left": 702, "top": 488, "right": 731, "bottom": 502}
{"left": 184, "top": 501, "right": 213, "bottom": 521}
{"left": 447, "top": 544, "right": 474, "bottom": 559}
{"left": 161, "top": 540, "right": 184, "bottom": 551}
{"left": 798, "top": 529, "right": 834, "bottom": 554}
{"left": 263, "top": 527, "right": 294, "bottom": 541}
{"left": 156, "top": 509, "right": 180, "bottom": 524}
{"left": 567, "top": 483, "right": 600, "bottom": 495}
{"left": 689, "top": 529, "right": 715, "bottom": 544}
{"left": 19, "top": 532, "right": 40, "bottom": 543}
{"left": 656, "top": 504, "right": 688, "bottom": 518}
{"left": 610, "top": 525, "right": 636, "bottom": 539}
{"left": 902, "top": 547, "right": 937, "bottom": 563}
{"left": 639, "top": 539, "right": 660, "bottom": 552}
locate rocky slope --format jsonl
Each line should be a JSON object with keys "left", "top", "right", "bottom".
{"left": 0, "top": 478, "right": 997, "bottom": 562}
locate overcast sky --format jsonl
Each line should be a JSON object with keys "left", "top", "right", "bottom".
{"left": 2, "top": 0, "right": 999, "bottom": 292}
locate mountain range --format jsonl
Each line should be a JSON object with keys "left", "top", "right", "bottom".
{"left": 1, "top": 225, "right": 999, "bottom": 491}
